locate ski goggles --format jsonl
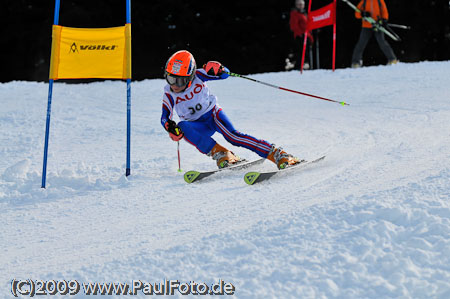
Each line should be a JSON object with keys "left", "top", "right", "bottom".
{"left": 165, "top": 73, "right": 192, "bottom": 87}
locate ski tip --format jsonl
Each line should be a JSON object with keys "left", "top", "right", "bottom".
{"left": 244, "top": 172, "right": 261, "bottom": 185}
{"left": 184, "top": 170, "right": 200, "bottom": 183}
{"left": 317, "top": 155, "right": 326, "bottom": 162}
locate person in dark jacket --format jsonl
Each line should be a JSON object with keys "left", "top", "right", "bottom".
{"left": 286, "top": 0, "right": 314, "bottom": 70}
{"left": 351, "top": 0, "right": 398, "bottom": 68}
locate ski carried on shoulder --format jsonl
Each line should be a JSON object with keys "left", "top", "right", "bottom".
{"left": 184, "top": 158, "right": 265, "bottom": 183}
{"left": 244, "top": 156, "right": 326, "bottom": 185}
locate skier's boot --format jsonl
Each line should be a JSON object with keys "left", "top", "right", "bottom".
{"left": 387, "top": 59, "right": 399, "bottom": 65}
{"left": 351, "top": 60, "right": 362, "bottom": 68}
{"left": 267, "top": 145, "right": 303, "bottom": 170}
{"left": 209, "top": 143, "right": 240, "bottom": 169}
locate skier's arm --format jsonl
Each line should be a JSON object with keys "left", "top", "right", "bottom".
{"left": 161, "top": 93, "right": 183, "bottom": 141}
{"left": 380, "top": 0, "right": 389, "bottom": 20}
{"left": 196, "top": 61, "right": 230, "bottom": 82}
{"left": 355, "top": 0, "right": 364, "bottom": 19}
{"left": 289, "top": 10, "right": 297, "bottom": 33}
{"left": 161, "top": 105, "right": 171, "bottom": 128}
{"left": 161, "top": 93, "right": 174, "bottom": 128}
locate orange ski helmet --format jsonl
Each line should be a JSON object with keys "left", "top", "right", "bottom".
{"left": 164, "top": 50, "right": 197, "bottom": 88}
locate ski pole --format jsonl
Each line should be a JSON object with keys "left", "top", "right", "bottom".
{"left": 226, "top": 71, "right": 349, "bottom": 106}
{"left": 388, "top": 23, "right": 411, "bottom": 30}
{"left": 177, "top": 141, "right": 182, "bottom": 172}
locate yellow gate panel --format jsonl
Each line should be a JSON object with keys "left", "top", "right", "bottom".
{"left": 49, "top": 24, "right": 131, "bottom": 79}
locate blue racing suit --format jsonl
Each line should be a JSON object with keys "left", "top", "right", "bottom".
{"left": 161, "top": 68, "right": 272, "bottom": 158}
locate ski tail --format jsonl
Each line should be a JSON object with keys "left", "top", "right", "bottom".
{"left": 244, "top": 156, "right": 325, "bottom": 185}
{"left": 184, "top": 158, "right": 265, "bottom": 183}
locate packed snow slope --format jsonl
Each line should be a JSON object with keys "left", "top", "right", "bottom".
{"left": 1, "top": 61, "right": 450, "bottom": 298}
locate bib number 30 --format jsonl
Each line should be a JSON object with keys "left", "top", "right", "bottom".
{"left": 189, "top": 104, "right": 202, "bottom": 115}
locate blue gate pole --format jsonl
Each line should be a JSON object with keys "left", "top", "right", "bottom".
{"left": 126, "top": 0, "right": 131, "bottom": 176}
{"left": 42, "top": 0, "right": 60, "bottom": 188}
{"left": 126, "top": 78, "right": 131, "bottom": 176}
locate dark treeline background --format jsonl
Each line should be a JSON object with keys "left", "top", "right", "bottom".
{"left": 1, "top": 0, "right": 449, "bottom": 82}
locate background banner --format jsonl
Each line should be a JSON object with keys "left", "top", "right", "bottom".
{"left": 307, "top": 2, "right": 336, "bottom": 31}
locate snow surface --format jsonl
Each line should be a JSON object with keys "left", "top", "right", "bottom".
{"left": 1, "top": 61, "right": 450, "bottom": 298}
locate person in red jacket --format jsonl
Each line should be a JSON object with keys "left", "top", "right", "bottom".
{"left": 351, "top": 0, "right": 398, "bottom": 68}
{"left": 287, "top": 0, "right": 314, "bottom": 70}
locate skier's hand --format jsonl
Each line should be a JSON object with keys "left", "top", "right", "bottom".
{"left": 164, "top": 120, "right": 184, "bottom": 141}
{"left": 377, "top": 18, "right": 388, "bottom": 26}
{"left": 203, "top": 61, "right": 230, "bottom": 79}
{"left": 361, "top": 11, "right": 371, "bottom": 18}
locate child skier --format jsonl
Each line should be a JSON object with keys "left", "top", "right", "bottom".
{"left": 161, "top": 50, "right": 300, "bottom": 169}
